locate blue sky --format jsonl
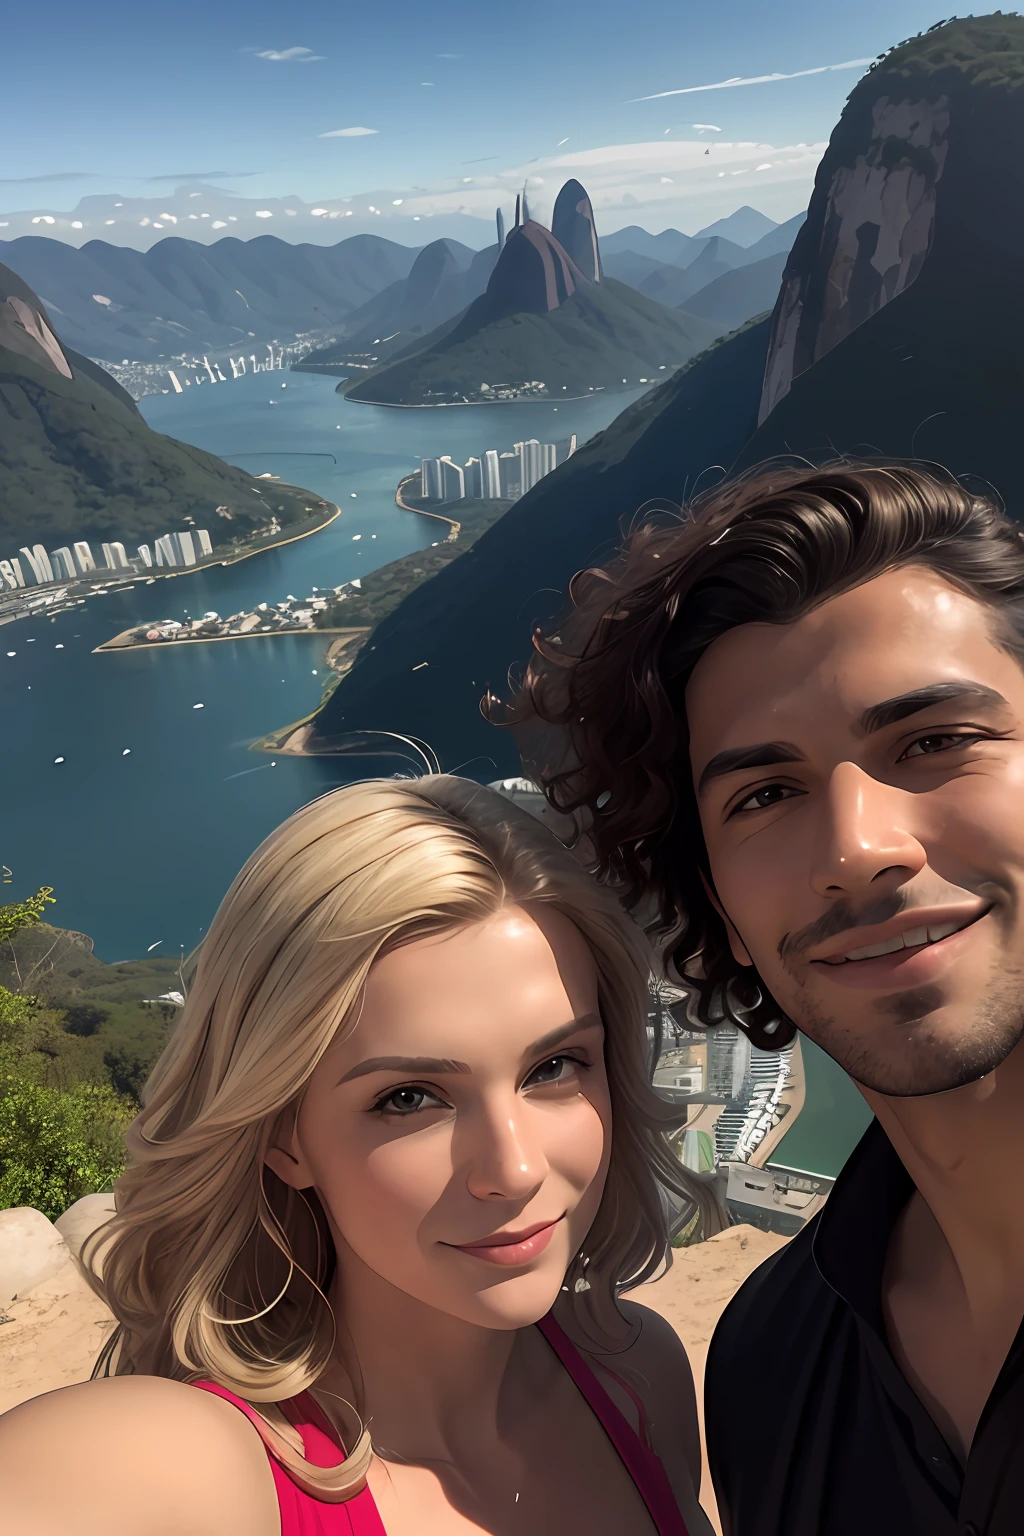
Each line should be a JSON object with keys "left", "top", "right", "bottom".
{"left": 2, "top": 0, "right": 954, "bottom": 237}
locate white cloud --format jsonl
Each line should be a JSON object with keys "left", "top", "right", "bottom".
{"left": 628, "top": 57, "right": 873, "bottom": 101}
{"left": 420, "top": 81, "right": 434, "bottom": 86}
{"left": 255, "top": 210, "right": 273, "bottom": 218}
{"left": 254, "top": 47, "right": 324, "bottom": 62}
{"left": 692, "top": 123, "right": 722, "bottom": 131}
{"left": 557, "top": 137, "right": 569, "bottom": 146}
{"left": 319, "top": 126, "right": 378, "bottom": 138}
{"left": 212, "top": 220, "right": 228, "bottom": 228}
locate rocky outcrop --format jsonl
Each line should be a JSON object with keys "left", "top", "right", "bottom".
{"left": 551, "top": 179, "right": 603, "bottom": 282}
{"left": 0, "top": 1207, "right": 70, "bottom": 1306}
{"left": 484, "top": 219, "right": 586, "bottom": 317}
{"left": 758, "top": 16, "right": 1024, "bottom": 423}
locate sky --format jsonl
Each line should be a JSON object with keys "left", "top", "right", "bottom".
{"left": 2, "top": 0, "right": 956, "bottom": 241}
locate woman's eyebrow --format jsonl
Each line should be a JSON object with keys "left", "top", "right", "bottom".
{"left": 335, "top": 1015, "right": 603, "bottom": 1086}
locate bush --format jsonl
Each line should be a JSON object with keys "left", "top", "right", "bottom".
{"left": 0, "top": 1058, "right": 133, "bottom": 1220}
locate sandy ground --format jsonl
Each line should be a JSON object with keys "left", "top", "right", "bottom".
{"left": 0, "top": 1225, "right": 788, "bottom": 1534}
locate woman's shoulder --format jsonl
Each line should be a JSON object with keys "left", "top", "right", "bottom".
{"left": 0, "top": 1374, "right": 279, "bottom": 1536}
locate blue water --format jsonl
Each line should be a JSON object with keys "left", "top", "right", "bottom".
{"left": 0, "top": 372, "right": 643, "bottom": 960}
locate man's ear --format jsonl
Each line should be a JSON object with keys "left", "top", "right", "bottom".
{"left": 264, "top": 1106, "right": 316, "bottom": 1191}
{"left": 699, "top": 868, "right": 753, "bottom": 967}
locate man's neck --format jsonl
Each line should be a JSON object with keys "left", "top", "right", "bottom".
{"left": 859, "top": 1036, "right": 1024, "bottom": 1460}
{"left": 863, "top": 1034, "right": 1024, "bottom": 1300}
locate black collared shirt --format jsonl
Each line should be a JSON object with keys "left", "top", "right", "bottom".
{"left": 704, "top": 1119, "right": 1024, "bottom": 1536}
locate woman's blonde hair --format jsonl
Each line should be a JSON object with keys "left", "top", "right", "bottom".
{"left": 84, "top": 775, "right": 718, "bottom": 1498}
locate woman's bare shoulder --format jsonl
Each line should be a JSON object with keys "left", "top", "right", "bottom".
{"left": 0, "top": 1374, "right": 279, "bottom": 1536}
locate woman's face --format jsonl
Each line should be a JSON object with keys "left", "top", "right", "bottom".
{"left": 268, "top": 904, "right": 611, "bottom": 1331}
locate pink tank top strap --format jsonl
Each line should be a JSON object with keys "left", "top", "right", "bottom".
{"left": 191, "top": 1380, "right": 386, "bottom": 1536}
{"left": 535, "top": 1312, "right": 692, "bottom": 1536}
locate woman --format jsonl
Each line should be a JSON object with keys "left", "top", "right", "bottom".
{"left": 1, "top": 775, "right": 717, "bottom": 1536}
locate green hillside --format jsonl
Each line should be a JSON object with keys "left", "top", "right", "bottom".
{"left": 342, "top": 277, "right": 722, "bottom": 405}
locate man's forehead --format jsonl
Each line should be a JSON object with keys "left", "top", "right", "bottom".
{"left": 685, "top": 568, "right": 1008, "bottom": 748}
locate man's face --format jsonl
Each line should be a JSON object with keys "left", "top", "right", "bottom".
{"left": 686, "top": 566, "right": 1024, "bottom": 1097}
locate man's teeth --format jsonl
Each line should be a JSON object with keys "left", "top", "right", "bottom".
{"left": 842, "top": 921, "right": 962, "bottom": 962}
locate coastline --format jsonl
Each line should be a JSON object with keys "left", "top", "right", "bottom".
{"left": 340, "top": 390, "right": 606, "bottom": 409}
{"left": 94, "top": 624, "right": 369, "bottom": 655}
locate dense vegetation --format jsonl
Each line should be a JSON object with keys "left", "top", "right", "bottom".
{"left": 0, "top": 889, "right": 181, "bottom": 1220}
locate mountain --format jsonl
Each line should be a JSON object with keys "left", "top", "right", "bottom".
{"left": 0, "top": 262, "right": 325, "bottom": 551}
{"left": 551, "top": 180, "right": 603, "bottom": 282}
{"left": 341, "top": 211, "right": 722, "bottom": 406}
{"left": 679, "top": 250, "right": 789, "bottom": 330}
{"left": 693, "top": 206, "right": 779, "bottom": 246}
{"left": 0, "top": 234, "right": 420, "bottom": 363}
{"left": 293, "top": 14, "right": 1024, "bottom": 773}
{"left": 600, "top": 226, "right": 700, "bottom": 265}
{"left": 296, "top": 240, "right": 500, "bottom": 371}
{"left": 734, "top": 211, "right": 807, "bottom": 264}
{"left": 637, "top": 235, "right": 749, "bottom": 308}
{"left": 601, "top": 249, "right": 676, "bottom": 289}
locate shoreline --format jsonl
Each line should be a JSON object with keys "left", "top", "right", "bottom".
{"left": 341, "top": 390, "right": 606, "bottom": 409}
{"left": 394, "top": 473, "right": 461, "bottom": 534}
{"left": 1, "top": 499, "right": 342, "bottom": 631}
{"left": 94, "top": 624, "right": 369, "bottom": 655}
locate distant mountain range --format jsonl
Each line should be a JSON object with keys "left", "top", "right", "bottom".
{"left": 297, "top": 15, "right": 1024, "bottom": 769}
{"left": 0, "top": 262, "right": 324, "bottom": 551}
{"left": 0, "top": 205, "right": 803, "bottom": 382}
{"left": 337, "top": 183, "right": 724, "bottom": 405}
{"left": 0, "top": 234, "right": 418, "bottom": 363}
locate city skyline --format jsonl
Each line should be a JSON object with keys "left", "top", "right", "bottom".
{"left": 3, "top": 0, "right": 948, "bottom": 240}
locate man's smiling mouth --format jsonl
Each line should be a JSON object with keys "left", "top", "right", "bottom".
{"left": 814, "top": 907, "right": 991, "bottom": 966}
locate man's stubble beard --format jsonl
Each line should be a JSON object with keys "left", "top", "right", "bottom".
{"left": 775, "top": 965, "right": 1024, "bottom": 1097}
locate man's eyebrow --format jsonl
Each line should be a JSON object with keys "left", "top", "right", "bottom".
{"left": 697, "top": 742, "right": 806, "bottom": 795}
{"left": 857, "top": 680, "right": 1011, "bottom": 735}
{"left": 335, "top": 1015, "right": 602, "bottom": 1087}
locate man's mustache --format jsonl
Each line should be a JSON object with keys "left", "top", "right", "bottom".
{"left": 779, "top": 893, "right": 907, "bottom": 962}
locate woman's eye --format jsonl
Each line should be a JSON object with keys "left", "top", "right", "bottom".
{"left": 374, "top": 1085, "right": 446, "bottom": 1117}
{"left": 731, "top": 783, "right": 797, "bottom": 816}
{"left": 900, "top": 732, "right": 978, "bottom": 760}
{"left": 526, "top": 1054, "right": 584, "bottom": 1088}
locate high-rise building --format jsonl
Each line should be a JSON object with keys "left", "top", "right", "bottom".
{"left": 482, "top": 449, "right": 502, "bottom": 499}
{"left": 73, "top": 541, "right": 96, "bottom": 574}
{"left": 18, "top": 545, "right": 54, "bottom": 585}
{"left": 516, "top": 439, "right": 543, "bottom": 496}
{"left": 464, "top": 458, "right": 485, "bottom": 498}
{"left": 439, "top": 456, "right": 465, "bottom": 502}
{"left": 170, "top": 531, "right": 197, "bottom": 566}
{"left": 420, "top": 457, "right": 443, "bottom": 501}
{"left": 707, "top": 1024, "right": 753, "bottom": 1102}
{"left": 498, "top": 451, "right": 519, "bottom": 498}
{"left": 540, "top": 442, "right": 557, "bottom": 477}
{"left": 195, "top": 529, "right": 213, "bottom": 558}
{"left": 496, "top": 207, "right": 505, "bottom": 248}
{"left": 568, "top": 432, "right": 578, "bottom": 457}
{"left": 154, "top": 534, "right": 176, "bottom": 567}
{"left": 137, "top": 544, "right": 153, "bottom": 568}
{"left": 102, "top": 542, "right": 130, "bottom": 570}
{"left": 50, "top": 547, "right": 77, "bottom": 581}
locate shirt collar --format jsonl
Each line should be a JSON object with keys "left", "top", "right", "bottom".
{"left": 810, "top": 1117, "right": 915, "bottom": 1333}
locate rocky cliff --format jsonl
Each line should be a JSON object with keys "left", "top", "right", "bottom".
{"left": 551, "top": 179, "right": 603, "bottom": 283}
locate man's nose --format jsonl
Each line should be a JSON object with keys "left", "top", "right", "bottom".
{"left": 809, "top": 760, "right": 927, "bottom": 897}
{"left": 463, "top": 1101, "right": 549, "bottom": 1204}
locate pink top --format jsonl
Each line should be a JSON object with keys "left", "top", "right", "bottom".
{"left": 192, "top": 1311, "right": 690, "bottom": 1536}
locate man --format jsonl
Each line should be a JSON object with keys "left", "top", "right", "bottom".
{"left": 511, "top": 460, "right": 1024, "bottom": 1535}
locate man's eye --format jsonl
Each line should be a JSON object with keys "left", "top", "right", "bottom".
{"left": 900, "top": 732, "right": 980, "bottom": 760}
{"left": 731, "top": 784, "right": 797, "bottom": 816}
{"left": 373, "top": 1085, "right": 446, "bottom": 1117}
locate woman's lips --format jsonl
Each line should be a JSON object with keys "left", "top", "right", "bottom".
{"left": 446, "top": 1217, "right": 563, "bottom": 1267}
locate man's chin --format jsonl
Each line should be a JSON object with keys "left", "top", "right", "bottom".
{"left": 810, "top": 1015, "right": 1024, "bottom": 1099}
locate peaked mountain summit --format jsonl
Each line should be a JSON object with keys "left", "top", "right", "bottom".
{"left": 551, "top": 179, "right": 603, "bottom": 283}
{"left": 342, "top": 180, "right": 721, "bottom": 405}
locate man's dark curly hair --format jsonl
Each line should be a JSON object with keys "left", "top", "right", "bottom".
{"left": 500, "top": 458, "right": 1024, "bottom": 1052}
